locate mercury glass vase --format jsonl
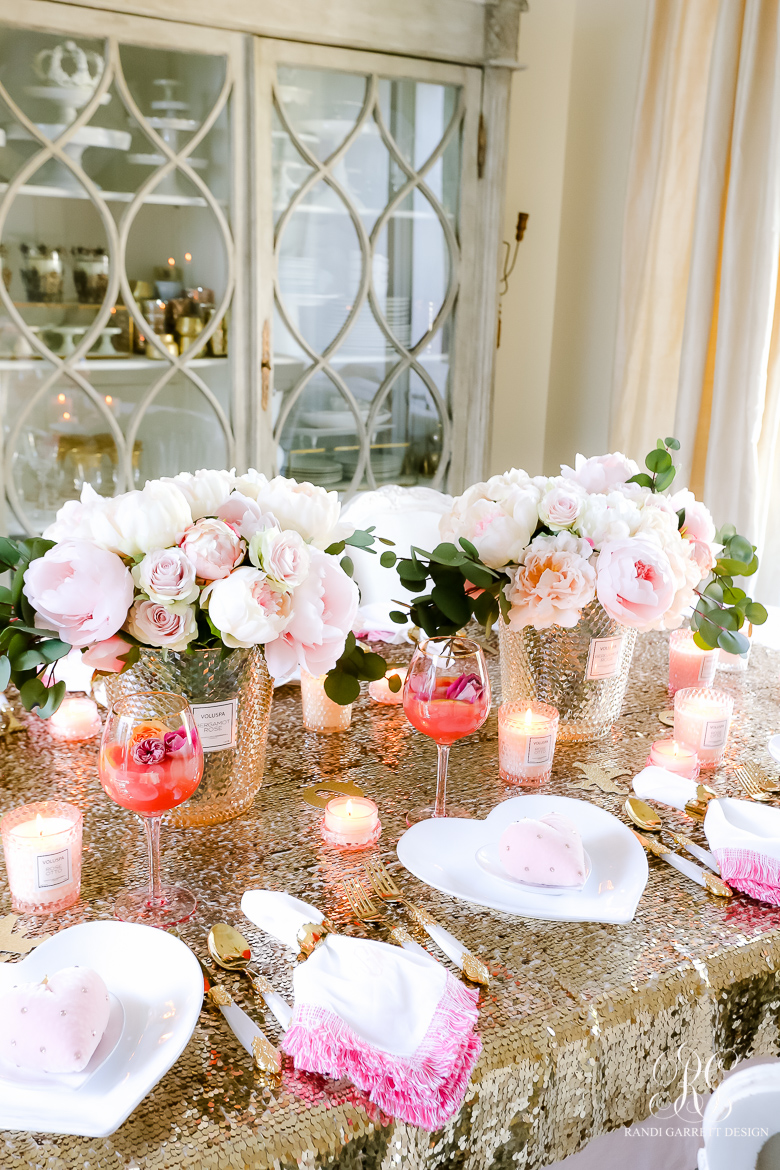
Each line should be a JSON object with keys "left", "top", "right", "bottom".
{"left": 104, "top": 646, "right": 273, "bottom": 827}
{"left": 498, "top": 600, "right": 637, "bottom": 743}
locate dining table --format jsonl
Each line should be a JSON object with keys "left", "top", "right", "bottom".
{"left": 1, "top": 629, "right": 780, "bottom": 1169}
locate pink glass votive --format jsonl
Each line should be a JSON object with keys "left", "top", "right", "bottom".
{"left": 498, "top": 701, "right": 559, "bottom": 786}
{"left": 47, "top": 695, "right": 102, "bottom": 742}
{"left": 320, "top": 796, "right": 381, "bottom": 849}
{"left": 646, "top": 738, "right": 699, "bottom": 779}
{"left": 668, "top": 629, "right": 719, "bottom": 694}
{"left": 1, "top": 801, "right": 83, "bottom": 913}
{"left": 673, "top": 687, "right": 734, "bottom": 768}
{"left": 368, "top": 665, "right": 408, "bottom": 705}
{"left": 301, "top": 671, "right": 353, "bottom": 733}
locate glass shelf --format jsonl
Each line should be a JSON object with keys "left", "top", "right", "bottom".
{"left": 0, "top": 181, "right": 219, "bottom": 208}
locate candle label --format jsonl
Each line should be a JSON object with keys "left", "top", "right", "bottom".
{"left": 702, "top": 718, "right": 728, "bottom": 749}
{"left": 585, "top": 636, "right": 624, "bottom": 680}
{"left": 34, "top": 847, "right": 71, "bottom": 891}
{"left": 698, "top": 655, "right": 717, "bottom": 685}
{"left": 526, "top": 734, "right": 554, "bottom": 765}
{"left": 191, "top": 698, "right": 238, "bottom": 752}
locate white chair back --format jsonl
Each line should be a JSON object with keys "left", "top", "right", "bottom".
{"left": 699, "top": 1063, "right": 780, "bottom": 1170}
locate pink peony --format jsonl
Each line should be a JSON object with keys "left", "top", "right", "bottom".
{"left": 215, "top": 491, "right": 275, "bottom": 540}
{"left": 560, "top": 452, "right": 639, "bottom": 495}
{"left": 179, "top": 517, "right": 245, "bottom": 581}
{"left": 81, "top": 634, "right": 133, "bottom": 672}
{"left": 596, "top": 538, "right": 676, "bottom": 628}
{"left": 132, "top": 737, "right": 166, "bottom": 765}
{"left": 264, "top": 549, "right": 359, "bottom": 679}
{"left": 505, "top": 532, "right": 596, "bottom": 630}
{"left": 204, "top": 566, "right": 293, "bottom": 648}
{"left": 24, "top": 540, "right": 134, "bottom": 648}
{"left": 133, "top": 547, "right": 198, "bottom": 604}
{"left": 125, "top": 599, "right": 198, "bottom": 651}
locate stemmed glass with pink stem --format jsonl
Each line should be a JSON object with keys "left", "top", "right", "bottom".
{"left": 403, "top": 635, "right": 491, "bottom": 824}
{"left": 99, "top": 690, "right": 203, "bottom": 927}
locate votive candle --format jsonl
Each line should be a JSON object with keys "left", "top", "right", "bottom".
{"left": 321, "top": 796, "right": 381, "bottom": 849}
{"left": 668, "top": 629, "right": 718, "bottom": 694}
{"left": 646, "top": 738, "right": 699, "bottom": 779}
{"left": 47, "top": 695, "right": 102, "bottom": 742}
{"left": 1, "top": 801, "right": 83, "bottom": 913}
{"left": 673, "top": 687, "right": 734, "bottom": 767}
{"left": 498, "top": 701, "right": 559, "bottom": 786}
{"left": 301, "top": 671, "right": 352, "bottom": 733}
{"left": 368, "top": 665, "right": 407, "bottom": 705}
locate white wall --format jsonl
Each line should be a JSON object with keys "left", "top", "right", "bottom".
{"left": 489, "top": 0, "right": 650, "bottom": 477}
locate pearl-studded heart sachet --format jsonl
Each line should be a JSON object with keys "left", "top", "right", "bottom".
{"left": 0, "top": 966, "right": 110, "bottom": 1074}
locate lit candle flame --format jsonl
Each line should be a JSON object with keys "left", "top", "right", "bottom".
{"left": 36, "top": 814, "right": 43, "bottom": 837}
{"left": 525, "top": 708, "right": 533, "bottom": 725}
{"left": 346, "top": 800, "right": 353, "bottom": 817}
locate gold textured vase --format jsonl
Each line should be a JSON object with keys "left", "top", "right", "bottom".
{"left": 104, "top": 646, "right": 273, "bottom": 827}
{"left": 498, "top": 600, "right": 637, "bottom": 743}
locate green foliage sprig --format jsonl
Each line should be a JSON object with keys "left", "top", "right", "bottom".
{"left": 387, "top": 539, "right": 507, "bottom": 641}
{"left": 691, "top": 525, "right": 766, "bottom": 655}
{"left": 0, "top": 537, "right": 71, "bottom": 717}
{"left": 626, "top": 436, "right": 680, "bottom": 493}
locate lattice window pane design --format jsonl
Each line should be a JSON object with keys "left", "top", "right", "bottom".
{"left": 271, "top": 64, "right": 462, "bottom": 497}
{"left": 0, "top": 26, "right": 239, "bottom": 535}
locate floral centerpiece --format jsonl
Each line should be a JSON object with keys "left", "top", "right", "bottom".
{"left": 0, "top": 469, "right": 389, "bottom": 823}
{"left": 389, "top": 440, "right": 765, "bottom": 739}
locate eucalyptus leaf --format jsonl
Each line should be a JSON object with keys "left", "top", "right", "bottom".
{"left": 626, "top": 473, "right": 654, "bottom": 489}
{"left": 379, "top": 550, "right": 396, "bottom": 568}
{"left": 324, "top": 670, "right": 360, "bottom": 706}
{"left": 653, "top": 466, "right": 676, "bottom": 492}
{"left": 429, "top": 542, "right": 467, "bottom": 567}
{"left": 718, "top": 629, "right": 749, "bottom": 656}
{"left": 324, "top": 540, "right": 346, "bottom": 556}
{"left": 745, "top": 601, "right": 769, "bottom": 624}
{"left": 645, "top": 448, "right": 672, "bottom": 474}
{"left": 387, "top": 673, "right": 402, "bottom": 693}
{"left": 389, "top": 610, "right": 408, "bottom": 624}
{"left": 665, "top": 437, "right": 681, "bottom": 450}
{"left": 728, "top": 535, "right": 754, "bottom": 564}
{"left": 14, "top": 648, "right": 48, "bottom": 671}
{"left": 36, "top": 680, "right": 66, "bottom": 720}
{"left": 459, "top": 562, "right": 494, "bottom": 590}
{"left": 431, "top": 584, "right": 471, "bottom": 627}
{"left": 19, "top": 677, "right": 48, "bottom": 712}
{"left": 340, "top": 556, "right": 354, "bottom": 577}
{"left": 458, "top": 537, "right": 480, "bottom": 559}
{"left": 361, "top": 652, "right": 389, "bottom": 681}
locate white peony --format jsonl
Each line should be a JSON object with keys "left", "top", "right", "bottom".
{"left": 577, "top": 491, "right": 642, "bottom": 548}
{"left": 561, "top": 452, "right": 639, "bottom": 494}
{"left": 248, "top": 475, "right": 353, "bottom": 549}
{"left": 440, "top": 480, "right": 541, "bottom": 569}
{"left": 538, "top": 480, "right": 586, "bottom": 532}
{"left": 161, "top": 468, "right": 235, "bottom": 520}
{"left": 232, "top": 467, "right": 269, "bottom": 500}
{"left": 634, "top": 493, "right": 681, "bottom": 552}
{"left": 249, "top": 527, "right": 311, "bottom": 592}
{"left": 46, "top": 480, "right": 192, "bottom": 559}
{"left": 125, "top": 598, "right": 198, "bottom": 651}
{"left": 204, "top": 565, "right": 293, "bottom": 648}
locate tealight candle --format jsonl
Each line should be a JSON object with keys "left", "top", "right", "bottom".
{"left": 1, "top": 801, "right": 83, "bottom": 913}
{"left": 673, "top": 687, "right": 734, "bottom": 768}
{"left": 668, "top": 629, "right": 719, "bottom": 694}
{"left": 646, "top": 738, "right": 699, "bottom": 779}
{"left": 321, "top": 796, "right": 381, "bottom": 849}
{"left": 47, "top": 695, "right": 102, "bottom": 742}
{"left": 368, "top": 665, "right": 408, "bottom": 705}
{"left": 498, "top": 701, "right": 559, "bottom": 786}
{"left": 301, "top": 671, "right": 352, "bottom": 734}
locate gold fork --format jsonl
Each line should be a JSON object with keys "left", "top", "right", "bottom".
{"left": 734, "top": 764, "right": 777, "bottom": 802}
{"left": 341, "top": 877, "right": 423, "bottom": 953}
{"left": 364, "top": 857, "right": 490, "bottom": 985}
{"left": 738, "top": 761, "right": 780, "bottom": 793}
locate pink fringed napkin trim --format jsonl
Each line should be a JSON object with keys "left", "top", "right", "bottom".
{"left": 282, "top": 971, "right": 481, "bottom": 1130}
{"left": 715, "top": 847, "right": 780, "bottom": 905}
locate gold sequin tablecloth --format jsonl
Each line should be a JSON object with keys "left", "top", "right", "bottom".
{"left": 2, "top": 632, "right": 780, "bottom": 1169}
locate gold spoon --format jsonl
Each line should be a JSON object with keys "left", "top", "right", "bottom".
{"left": 208, "top": 923, "right": 293, "bottom": 1031}
{"left": 624, "top": 796, "right": 720, "bottom": 873}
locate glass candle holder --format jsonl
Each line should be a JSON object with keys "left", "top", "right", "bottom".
{"left": 301, "top": 671, "right": 353, "bottom": 733}
{"left": 668, "top": 629, "right": 719, "bottom": 694}
{"left": 368, "top": 665, "right": 407, "bottom": 705}
{"left": 673, "top": 687, "right": 734, "bottom": 768}
{"left": 320, "top": 796, "right": 381, "bottom": 849}
{"left": 1, "top": 801, "right": 83, "bottom": 913}
{"left": 646, "top": 738, "right": 699, "bottom": 779}
{"left": 47, "top": 695, "right": 102, "bottom": 742}
{"left": 498, "top": 701, "right": 559, "bottom": 786}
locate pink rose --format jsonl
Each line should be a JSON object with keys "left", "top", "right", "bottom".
{"left": 133, "top": 547, "right": 198, "bottom": 604}
{"left": 179, "top": 517, "right": 245, "bottom": 581}
{"left": 132, "top": 737, "right": 166, "bottom": 765}
{"left": 82, "top": 634, "right": 133, "bottom": 673}
{"left": 249, "top": 527, "right": 311, "bottom": 591}
{"left": 560, "top": 452, "right": 639, "bottom": 494}
{"left": 264, "top": 550, "right": 359, "bottom": 679}
{"left": 215, "top": 492, "right": 275, "bottom": 540}
{"left": 538, "top": 483, "right": 585, "bottom": 531}
{"left": 125, "top": 599, "right": 198, "bottom": 650}
{"left": 23, "top": 540, "right": 134, "bottom": 648}
{"left": 506, "top": 533, "right": 596, "bottom": 630}
{"left": 596, "top": 538, "right": 676, "bottom": 628}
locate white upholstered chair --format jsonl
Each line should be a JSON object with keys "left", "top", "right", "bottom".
{"left": 698, "top": 1063, "right": 780, "bottom": 1170}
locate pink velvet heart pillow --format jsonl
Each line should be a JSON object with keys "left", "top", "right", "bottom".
{"left": 499, "top": 812, "right": 587, "bottom": 887}
{"left": 0, "top": 966, "right": 110, "bottom": 1073}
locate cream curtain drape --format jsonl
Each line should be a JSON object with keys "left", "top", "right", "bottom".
{"left": 611, "top": 0, "right": 780, "bottom": 602}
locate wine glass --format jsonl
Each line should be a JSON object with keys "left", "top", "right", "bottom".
{"left": 99, "top": 690, "right": 203, "bottom": 927}
{"left": 403, "top": 635, "right": 491, "bottom": 824}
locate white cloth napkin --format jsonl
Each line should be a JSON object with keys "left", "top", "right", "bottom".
{"left": 704, "top": 798, "right": 780, "bottom": 905}
{"left": 632, "top": 766, "right": 699, "bottom": 811}
{"left": 241, "top": 889, "right": 481, "bottom": 1128}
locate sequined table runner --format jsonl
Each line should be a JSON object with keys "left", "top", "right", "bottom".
{"left": 2, "top": 632, "right": 780, "bottom": 1169}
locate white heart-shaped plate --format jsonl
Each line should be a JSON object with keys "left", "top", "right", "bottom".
{"left": 768, "top": 734, "right": 780, "bottom": 764}
{"left": 397, "top": 794, "right": 648, "bottom": 923}
{"left": 0, "top": 920, "right": 202, "bottom": 1136}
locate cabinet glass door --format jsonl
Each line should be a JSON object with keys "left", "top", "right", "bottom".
{"left": 0, "top": 15, "right": 246, "bottom": 535}
{"left": 257, "top": 43, "right": 478, "bottom": 499}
